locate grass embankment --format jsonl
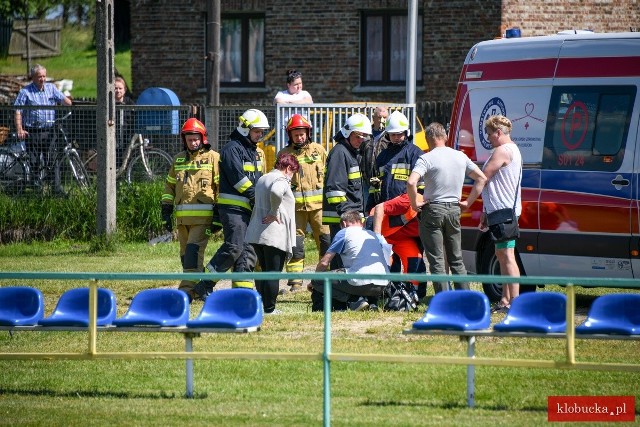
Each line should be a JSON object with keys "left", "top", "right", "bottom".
{"left": 0, "top": 241, "right": 638, "bottom": 426}
{"left": 0, "top": 25, "right": 131, "bottom": 99}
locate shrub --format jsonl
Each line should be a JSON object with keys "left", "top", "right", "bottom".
{"left": 0, "top": 182, "right": 165, "bottom": 244}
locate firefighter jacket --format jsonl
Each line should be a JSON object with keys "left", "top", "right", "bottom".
{"left": 217, "top": 129, "right": 266, "bottom": 213}
{"left": 162, "top": 146, "right": 220, "bottom": 225}
{"left": 368, "top": 138, "right": 424, "bottom": 211}
{"left": 322, "top": 137, "right": 363, "bottom": 224}
{"left": 278, "top": 141, "right": 327, "bottom": 212}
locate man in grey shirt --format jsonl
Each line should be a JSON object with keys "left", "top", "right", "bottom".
{"left": 407, "top": 122, "right": 487, "bottom": 292}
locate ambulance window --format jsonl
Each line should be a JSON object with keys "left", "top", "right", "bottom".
{"left": 543, "top": 86, "right": 635, "bottom": 172}
{"left": 593, "top": 94, "right": 631, "bottom": 156}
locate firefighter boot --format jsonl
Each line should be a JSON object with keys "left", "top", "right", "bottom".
{"left": 282, "top": 258, "right": 304, "bottom": 294}
{"left": 281, "top": 234, "right": 306, "bottom": 294}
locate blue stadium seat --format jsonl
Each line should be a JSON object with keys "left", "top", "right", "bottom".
{"left": 187, "top": 288, "right": 263, "bottom": 329}
{"left": 412, "top": 290, "right": 490, "bottom": 331}
{"left": 576, "top": 294, "right": 640, "bottom": 335}
{"left": 38, "top": 288, "right": 117, "bottom": 327}
{"left": 113, "top": 289, "right": 189, "bottom": 327}
{"left": 493, "top": 292, "right": 566, "bottom": 333}
{"left": 0, "top": 286, "right": 45, "bottom": 326}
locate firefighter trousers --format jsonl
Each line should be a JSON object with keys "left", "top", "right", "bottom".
{"left": 286, "top": 209, "right": 331, "bottom": 286}
{"left": 177, "top": 223, "right": 210, "bottom": 294}
{"left": 206, "top": 207, "right": 256, "bottom": 288}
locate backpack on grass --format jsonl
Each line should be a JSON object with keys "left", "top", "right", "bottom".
{"left": 383, "top": 281, "right": 419, "bottom": 311}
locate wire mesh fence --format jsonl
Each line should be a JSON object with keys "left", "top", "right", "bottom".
{"left": 0, "top": 100, "right": 453, "bottom": 196}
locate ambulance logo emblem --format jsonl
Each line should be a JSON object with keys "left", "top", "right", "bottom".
{"left": 479, "top": 97, "right": 506, "bottom": 150}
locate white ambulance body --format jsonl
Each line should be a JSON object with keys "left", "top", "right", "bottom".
{"left": 448, "top": 32, "right": 640, "bottom": 300}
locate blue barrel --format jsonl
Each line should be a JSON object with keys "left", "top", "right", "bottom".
{"left": 135, "top": 87, "right": 181, "bottom": 134}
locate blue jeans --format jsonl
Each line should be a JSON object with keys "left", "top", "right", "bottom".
{"left": 418, "top": 203, "right": 469, "bottom": 292}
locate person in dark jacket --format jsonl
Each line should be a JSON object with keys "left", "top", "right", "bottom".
{"left": 322, "top": 113, "right": 372, "bottom": 269}
{"left": 361, "top": 106, "right": 389, "bottom": 204}
{"left": 366, "top": 110, "right": 425, "bottom": 212}
{"left": 197, "top": 109, "right": 268, "bottom": 298}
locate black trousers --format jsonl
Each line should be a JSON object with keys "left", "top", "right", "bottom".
{"left": 25, "top": 128, "right": 55, "bottom": 171}
{"left": 328, "top": 223, "right": 344, "bottom": 270}
{"left": 252, "top": 243, "right": 287, "bottom": 313}
{"left": 209, "top": 207, "right": 256, "bottom": 274}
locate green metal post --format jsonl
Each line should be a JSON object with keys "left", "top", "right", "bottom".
{"left": 323, "top": 277, "right": 332, "bottom": 427}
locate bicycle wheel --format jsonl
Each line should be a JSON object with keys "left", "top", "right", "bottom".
{"left": 126, "top": 148, "right": 173, "bottom": 184}
{"left": 81, "top": 149, "right": 98, "bottom": 183}
{"left": 0, "top": 152, "right": 29, "bottom": 195}
{"left": 55, "top": 150, "right": 91, "bottom": 195}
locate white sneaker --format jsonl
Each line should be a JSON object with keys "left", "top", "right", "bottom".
{"left": 265, "top": 309, "right": 282, "bottom": 315}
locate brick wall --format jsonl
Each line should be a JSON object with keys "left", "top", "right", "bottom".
{"left": 501, "top": 0, "right": 639, "bottom": 36}
{"left": 131, "top": 0, "right": 639, "bottom": 105}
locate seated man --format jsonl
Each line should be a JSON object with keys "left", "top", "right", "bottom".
{"left": 309, "top": 210, "right": 390, "bottom": 312}
{"left": 370, "top": 192, "right": 428, "bottom": 299}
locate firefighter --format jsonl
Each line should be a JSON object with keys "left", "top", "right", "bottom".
{"left": 366, "top": 110, "right": 425, "bottom": 212}
{"left": 161, "top": 118, "right": 220, "bottom": 302}
{"left": 322, "top": 113, "right": 371, "bottom": 269}
{"left": 200, "top": 109, "right": 268, "bottom": 296}
{"left": 277, "top": 114, "right": 331, "bottom": 293}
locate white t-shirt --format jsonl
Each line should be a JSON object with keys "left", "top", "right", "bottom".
{"left": 273, "top": 90, "right": 313, "bottom": 105}
{"left": 411, "top": 147, "right": 477, "bottom": 203}
{"left": 328, "top": 226, "right": 389, "bottom": 286}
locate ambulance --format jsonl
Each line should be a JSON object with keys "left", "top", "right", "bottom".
{"left": 448, "top": 31, "right": 640, "bottom": 300}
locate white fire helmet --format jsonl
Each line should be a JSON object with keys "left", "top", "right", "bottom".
{"left": 340, "top": 113, "right": 373, "bottom": 139}
{"left": 237, "top": 109, "right": 270, "bottom": 137}
{"left": 384, "top": 110, "right": 411, "bottom": 137}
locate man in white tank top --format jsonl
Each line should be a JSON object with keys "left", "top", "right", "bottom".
{"left": 480, "top": 115, "right": 523, "bottom": 312}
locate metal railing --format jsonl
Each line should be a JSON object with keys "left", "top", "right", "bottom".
{"left": 272, "top": 103, "right": 419, "bottom": 153}
{"left": 1, "top": 271, "right": 639, "bottom": 427}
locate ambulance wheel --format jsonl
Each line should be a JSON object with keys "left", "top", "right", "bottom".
{"left": 478, "top": 244, "right": 535, "bottom": 302}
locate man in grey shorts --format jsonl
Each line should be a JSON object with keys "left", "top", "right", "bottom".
{"left": 407, "top": 122, "right": 487, "bottom": 293}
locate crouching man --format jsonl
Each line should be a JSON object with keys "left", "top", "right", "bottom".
{"left": 309, "top": 210, "right": 390, "bottom": 311}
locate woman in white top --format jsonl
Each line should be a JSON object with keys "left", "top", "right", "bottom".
{"left": 246, "top": 152, "right": 300, "bottom": 314}
{"left": 273, "top": 69, "right": 313, "bottom": 105}
{"left": 480, "top": 115, "right": 523, "bottom": 313}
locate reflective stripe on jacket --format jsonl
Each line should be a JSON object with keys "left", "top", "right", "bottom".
{"left": 322, "top": 139, "right": 363, "bottom": 224}
{"left": 373, "top": 139, "right": 425, "bottom": 208}
{"left": 278, "top": 141, "right": 327, "bottom": 211}
{"left": 217, "top": 129, "right": 265, "bottom": 213}
{"left": 380, "top": 207, "right": 418, "bottom": 237}
{"left": 162, "top": 147, "right": 219, "bottom": 225}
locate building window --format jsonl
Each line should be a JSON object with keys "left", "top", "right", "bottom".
{"left": 361, "top": 11, "right": 423, "bottom": 86}
{"left": 220, "top": 14, "right": 264, "bottom": 86}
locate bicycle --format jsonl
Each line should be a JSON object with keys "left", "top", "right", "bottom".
{"left": 0, "top": 139, "right": 29, "bottom": 195}
{"left": 82, "top": 133, "right": 173, "bottom": 184}
{"left": 0, "top": 112, "right": 89, "bottom": 196}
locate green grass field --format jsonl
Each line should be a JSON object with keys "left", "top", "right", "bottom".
{"left": 0, "top": 240, "right": 638, "bottom": 426}
{"left": 0, "top": 25, "right": 131, "bottom": 99}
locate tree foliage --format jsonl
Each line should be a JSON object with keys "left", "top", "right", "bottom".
{"left": 0, "top": 0, "right": 93, "bottom": 25}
